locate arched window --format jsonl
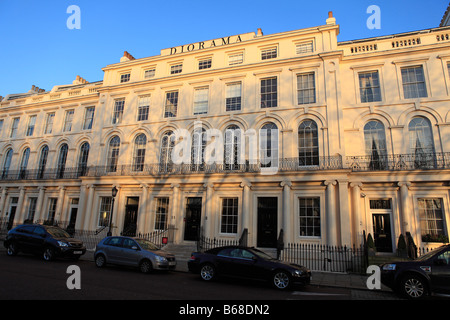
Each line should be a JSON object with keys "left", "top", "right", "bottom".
{"left": 160, "top": 131, "right": 174, "bottom": 172}
{"left": 409, "top": 116, "right": 435, "bottom": 168}
{"left": 133, "top": 134, "right": 147, "bottom": 172}
{"left": 78, "top": 142, "right": 90, "bottom": 176}
{"left": 19, "top": 148, "right": 30, "bottom": 178}
{"left": 224, "top": 125, "right": 242, "bottom": 170}
{"left": 191, "top": 127, "right": 206, "bottom": 171}
{"left": 57, "top": 144, "right": 69, "bottom": 178}
{"left": 260, "top": 122, "right": 278, "bottom": 169}
{"left": 38, "top": 145, "right": 49, "bottom": 179}
{"left": 2, "top": 148, "right": 13, "bottom": 178}
{"left": 107, "top": 136, "right": 120, "bottom": 172}
{"left": 298, "top": 120, "right": 319, "bottom": 166}
{"left": 364, "top": 120, "right": 387, "bottom": 170}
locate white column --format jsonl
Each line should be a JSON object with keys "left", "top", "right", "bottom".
{"left": 15, "top": 187, "right": 26, "bottom": 224}
{"left": 398, "top": 182, "right": 416, "bottom": 241}
{"left": 76, "top": 185, "right": 87, "bottom": 230}
{"left": 350, "top": 182, "right": 363, "bottom": 246}
{"left": 55, "top": 186, "right": 66, "bottom": 222}
{"left": 0, "top": 187, "right": 8, "bottom": 218}
{"left": 203, "top": 182, "right": 214, "bottom": 238}
{"left": 280, "top": 180, "right": 292, "bottom": 243}
{"left": 240, "top": 181, "right": 251, "bottom": 236}
{"left": 137, "top": 184, "right": 148, "bottom": 234}
{"left": 171, "top": 184, "right": 182, "bottom": 243}
{"left": 325, "top": 180, "right": 337, "bottom": 246}
{"left": 338, "top": 180, "right": 351, "bottom": 246}
{"left": 83, "top": 185, "right": 95, "bottom": 231}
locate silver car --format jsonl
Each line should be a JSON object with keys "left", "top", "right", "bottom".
{"left": 94, "top": 236, "right": 176, "bottom": 273}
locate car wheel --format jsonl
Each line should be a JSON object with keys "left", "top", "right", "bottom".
{"left": 139, "top": 259, "right": 153, "bottom": 274}
{"left": 400, "top": 274, "right": 428, "bottom": 299}
{"left": 200, "top": 264, "right": 216, "bottom": 281}
{"left": 273, "top": 270, "right": 291, "bottom": 290}
{"left": 95, "top": 254, "right": 106, "bottom": 268}
{"left": 43, "top": 247, "right": 55, "bottom": 261}
{"left": 6, "top": 243, "right": 18, "bottom": 256}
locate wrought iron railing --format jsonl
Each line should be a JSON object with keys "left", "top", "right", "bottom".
{"left": 346, "top": 152, "right": 450, "bottom": 172}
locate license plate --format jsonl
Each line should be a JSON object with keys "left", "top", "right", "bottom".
{"left": 73, "top": 251, "right": 82, "bottom": 255}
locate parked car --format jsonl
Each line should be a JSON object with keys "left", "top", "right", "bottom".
{"left": 4, "top": 224, "right": 86, "bottom": 261}
{"left": 188, "top": 245, "right": 311, "bottom": 290}
{"left": 380, "top": 244, "right": 450, "bottom": 299}
{"left": 94, "top": 236, "right": 176, "bottom": 273}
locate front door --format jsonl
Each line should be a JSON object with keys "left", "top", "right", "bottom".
{"left": 123, "top": 197, "right": 139, "bottom": 236}
{"left": 184, "top": 197, "right": 202, "bottom": 241}
{"left": 257, "top": 197, "right": 278, "bottom": 248}
{"left": 7, "top": 197, "right": 18, "bottom": 230}
{"left": 372, "top": 214, "right": 393, "bottom": 252}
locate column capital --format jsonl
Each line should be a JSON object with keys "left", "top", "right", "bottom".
{"left": 203, "top": 182, "right": 214, "bottom": 190}
{"left": 324, "top": 180, "right": 337, "bottom": 186}
{"left": 170, "top": 183, "right": 180, "bottom": 189}
{"left": 350, "top": 182, "right": 363, "bottom": 188}
{"left": 398, "top": 181, "right": 412, "bottom": 189}
{"left": 280, "top": 180, "right": 292, "bottom": 188}
{"left": 240, "top": 181, "right": 252, "bottom": 188}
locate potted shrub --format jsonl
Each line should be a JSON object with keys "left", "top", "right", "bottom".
{"left": 366, "top": 233, "right": 376, "bottom": 256}
{"left": 397, "top": 234, "right": 408, "bottom": 258}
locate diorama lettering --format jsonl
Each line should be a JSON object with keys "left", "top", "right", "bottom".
{"left": 170, "top": 35, "right": 243, "bottom": 55}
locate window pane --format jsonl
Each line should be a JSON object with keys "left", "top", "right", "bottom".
{"left": 359, "top": 71, "right": 382, "bottom": 102}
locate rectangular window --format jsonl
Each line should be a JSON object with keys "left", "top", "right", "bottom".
{"left": 26, "top": 115, "right": 37, "bottom": 136}
{"left": 120, "top": 73, "right": 130, "bottom": 83}
{"left": 297, "top": 72, "right": 316, "bottom": 105}
{"left": 44, "top": 112, "right": 55, "bottom": 134}
{"left": 299, "top": 197, "right": 321, "bottom": 237}
{"left": 359, "top": 71, "right": 382, "bottom": 103}
{"left": 228, "top": 52, "right": 244, "bottom": 66}
{"left": 83, "top": 107, "right": 95, "bottom": 130}
{"left": 193, "top": 87, "right": 208, "bottom": 115}
{"left": 154, "top": 197, "right": 169, "bottom": 230}
{"left": 261, "top": 47, "right": 277, "bottom": 60}
{"left": 0, "top": 119, "right": 4, "bottom": 136}
{"left": 220, "top": 198, "right": 239, "bottom": 234}
{"left": 144, "top": 68, "right": 156, "bottom": 79}
{"left": 112, "top": 99, "right": 125, "bottom": 124}
{"left": 164, "top": 91, "right": 178, "bottom": 118}
{"left": 170, "top": 63, "right": 183, "bottom": 75}
{"left": 98, "top": 197, "right": 112, "bottom": 227}
{"left": 401, "top": 66, "right": 427, "bottom": 99}
{"left": 26, "top": 197, "right": 37, "bottom": 222}
{"left": 137, "top": 95, "right": 150, "bottom": 121}
{"left": 198, "top": 58, "right": 212, "bottom": 70}
{"left": 63, "top": 109, "right": 74, "bottom": 132}
{"left": 418, "top": 198, "right": 447, "bottom": 241}
{"left": 260, "top": 77, "right": 277, "bottom": 108}
{"left": 226, "top": 82, "right": 242, "bottom": 111}
{"left": 296, "top": 42, "right": 314, "bottom": 54}
{"left": 47, "top": 198, "right": 58, "bottom": 222}
{"left": 10, "top": 117, "right": 20, "bottom": 138}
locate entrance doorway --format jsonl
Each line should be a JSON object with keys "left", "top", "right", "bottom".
{"left": 257, "top": 197, "right": 278, "bottom": 248}
{"left": 184, "top": 197, "right": 202, "bottom": 241}
{"left": 370, "top": 199, "right": 393, "bottom": 253}
{"left": 123, "top": 197, "right": 139, "bottom": 236}
{"left": 67, "top": 198, "right": 79, "bottom": 235}
{"left": 7, "top": 197, "right": 18, "bottom": 230}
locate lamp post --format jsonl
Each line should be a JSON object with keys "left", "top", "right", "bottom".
{"left": 107, "top": 186, "right": 118, "bottom": 236}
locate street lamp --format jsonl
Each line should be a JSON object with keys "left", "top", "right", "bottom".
{"left": 107, "top": 186, "right": 118, "bottom": 236}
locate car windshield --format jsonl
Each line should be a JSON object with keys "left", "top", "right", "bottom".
{"left": 135, "top": 239, "right": 159, "bottom": 251}
{"left": 46, "top": 227, "right": 71, "bottom": 238}
{"left": 415, "top": 246, "right": 447, "bottom": 261}
{"left": 249, "top": 248, "right": 275, "bottom": 260}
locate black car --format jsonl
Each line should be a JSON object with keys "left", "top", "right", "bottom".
{"left": 4, "top": 224, "right": 86, "bottom": 261}
{"left": 380, "top": 244, "right": 450, "bottom": 299}
{"left": 188, "top": 246, "right": 311, "bottom": 290}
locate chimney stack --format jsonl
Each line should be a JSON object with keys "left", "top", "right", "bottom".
{"left": 256, "top": 28, "right": 263, "bottom": 37}
{"left": 120, "top": 51, "right": 136, "bottom": 62}
{"left": 326, "top": 11, "right": 336, "bottom": 25}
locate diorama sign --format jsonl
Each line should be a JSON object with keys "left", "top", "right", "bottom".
{"left": 161, "top": 32, "right": 255, "bottom": 56}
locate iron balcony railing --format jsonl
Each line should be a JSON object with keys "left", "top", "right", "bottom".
{"left": 346, "top": 152, "right": 450, "bottom": 172}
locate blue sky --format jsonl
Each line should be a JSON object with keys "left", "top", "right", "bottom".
{"left": 0, "top": 0, "right": 448, "bottom": 97}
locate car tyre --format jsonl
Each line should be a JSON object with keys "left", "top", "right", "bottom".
{"left": 200, "top": 263, "right": 216, "bottom": 281}
{"left": 273, "top": 270, "right": 291, "bottom": 290}
{"left": 6, "top": 242, "right": 18, "bottom": 256}
{"left": 139, "top": 259, "right": 153, "bottom": 274}
{"left": 43, "top": 247, "right": 55, "bottom": 261}
{"left": 400, "top": 274, "right": 428, "bottom": 299}
{"left": 95, "top": 254, "right": 106, "bottom": 268}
